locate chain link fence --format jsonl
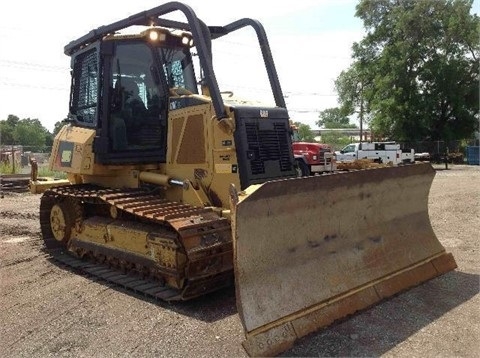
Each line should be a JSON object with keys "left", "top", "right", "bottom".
{"left": 1, "top": 145, "right": 52, "bottom": 174}
{"left": 2, "top": 139, "right": 479, "bottom": 175}
{"left": 398, "top": 139, "right": 479, "bottom": 164}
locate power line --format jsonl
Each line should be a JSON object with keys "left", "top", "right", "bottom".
{"left": 213, "top": 39, "right": 353, "bottom": 60}
{"left": 217, "top": 82, "right": 337, "bottom": 97}
{"left": 284, "top": 91, "right": 336, "bottom": 97}
{"left": 289, "top": 109, "right": 322, "bottom": 113}
{"left": 0, "top": 59, "right": 69, "bottom": 72}
{"left": 0, "top": 79, "right": 68, "bottom": 91}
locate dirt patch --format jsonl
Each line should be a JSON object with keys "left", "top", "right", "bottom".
{"left": 1, "top": 164, "right": 479, "bottom": 357}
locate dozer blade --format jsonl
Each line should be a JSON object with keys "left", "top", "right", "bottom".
{"left": 231, "top": 163, "right": 456, "bottom": 356}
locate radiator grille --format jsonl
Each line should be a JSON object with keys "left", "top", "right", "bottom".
{"left": 245, "top": 122, "right": 293, "bottom": 175}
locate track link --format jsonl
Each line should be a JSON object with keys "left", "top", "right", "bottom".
{"left": 40, "top": 184, "right": 233, "bottom": 301}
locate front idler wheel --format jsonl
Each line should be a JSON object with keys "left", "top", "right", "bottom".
{"left": 40, "top": 193, "right": 80, "bottom": 250}
{"left": 50, "top": 203, "right": 73, "bottom": 244}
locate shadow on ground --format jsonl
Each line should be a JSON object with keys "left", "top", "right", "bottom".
{"left": 45, "top": 247, "right": 478, "bottom": 352}
{"left": 45, "top": 251, "right": 238, "bottom": 323}
{"left": 281, "top": 270, "right": 479, "bottom": 357}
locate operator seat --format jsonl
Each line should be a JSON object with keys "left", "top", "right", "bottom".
{"left": 110, "top": 78, "right": 147, "bottom": 150}
{"left": 120, "top": 78, "right": 147, "bottom": 116}
{"left": 117, "top": 78, "right": 149, "bottom": 145}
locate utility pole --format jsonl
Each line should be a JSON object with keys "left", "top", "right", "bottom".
{"left": 11, "top": 145, "right": 15, "bottom": 174}
{"left": 358, "top": 81, "right": 364, "bottom": 149}
{"left": 359, "top": 83, "right": 364, "bottom": 143}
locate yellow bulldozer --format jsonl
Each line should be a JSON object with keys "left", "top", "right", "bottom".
{"left": 39, "top": 2, "right": 456, "bottom": 356}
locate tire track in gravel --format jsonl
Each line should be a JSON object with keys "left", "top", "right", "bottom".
{"left": 2, "top": 279, "right": 115, "bottom": 356}
{"left": 1, "top": 237, "right": 113, "bottom": 347}
{"left": 1, "top": 252, "right": 46, "bottom": 268}
{"left": 1, "top": 264, "right": 69, "bottom": 309}
{"left": 27, "top": 285, "right": 119, "bottom": 357}
{"left": 0, "top": 211, "right": 38, "bottom": 220}
{"left": 1, "top": 167, "right": 478, "bottom": 358}
{"left": 25, "top": 285, "right": 157, "bottom": 357}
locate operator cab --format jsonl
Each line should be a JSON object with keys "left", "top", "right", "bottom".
{"left": 67, "top": 27, "right": 199, "bottom": 164}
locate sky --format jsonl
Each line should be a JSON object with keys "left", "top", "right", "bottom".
{"left": 0, "top": 0, "right": 478, "bottom": 132}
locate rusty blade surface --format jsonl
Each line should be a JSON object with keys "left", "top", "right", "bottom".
{"left": 233, "top": 163, "right": 456, "bottom": 356}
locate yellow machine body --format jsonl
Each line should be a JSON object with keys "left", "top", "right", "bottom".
{"left": 232, "top": 164, "right": 456, "bottom": 356}
{"left": 39, "top": 3, "right": 457, "bottom": 356}
{"left": 48, "top": 103, "right": 240, "bottom": 209}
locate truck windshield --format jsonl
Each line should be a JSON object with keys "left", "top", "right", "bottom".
{"left": 343, "top": 145, "right": 356, "bottom": 153}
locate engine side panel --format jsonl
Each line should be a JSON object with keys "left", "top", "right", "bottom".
{"left": 50, "top": 125, "right": 96, "bottom": 175}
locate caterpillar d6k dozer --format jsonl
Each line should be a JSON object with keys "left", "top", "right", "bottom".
{"left": 41, "top": 2, "right": 457, "bottom": 356}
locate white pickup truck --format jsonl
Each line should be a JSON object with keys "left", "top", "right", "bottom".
{"left": 335, "top": 142, "right": 415, "bottom": 165}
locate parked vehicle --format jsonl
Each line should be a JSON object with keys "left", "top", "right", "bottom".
{"left": 335, "top": 141, "right": 415, "bottom": 165}
{"left": 290, "top": 126, "right": 336, "bottom": 176}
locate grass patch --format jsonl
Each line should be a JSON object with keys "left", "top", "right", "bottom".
{"left": 37, "top": 165, "right": 68, "bottom": 179}
{"left": 0, "top": 162, "right": 20, "bottom": 174}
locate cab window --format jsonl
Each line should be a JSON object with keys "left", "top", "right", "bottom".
{"left": 109, "top": 42, "right": 166, "bottom": 152}
{"left": 343, "top": 145, "right": 356, "bottom": 153}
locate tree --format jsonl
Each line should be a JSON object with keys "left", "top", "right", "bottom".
{"left": 0, "top": 115, "right": 19, "bottom": 144}
{"left": 44, "top": 132, "right": 54, "bottom": 147}
{"left": 337, "top": 0, "right": 479, "bottom": 141}
{"left": 320, "top": 132, "right": 353, "bottom": 150}
{"left": 14, "top": 118, "right": 49, "bottom": 150}
{"left": 316, "top": 108, "right": 357, "bottom": 148}
{"left": 334, "top": 50, "right": 376, "bottom": 136}
{"left": 1, "top": 115, "right": 52, "bottom": 151}
{"left": 52, "top": 121, "right": 65, "bottom": 137}
{"left": 317, "top": 107, "right": 357, "bottom": 129}
{"left": 293, "top": 122, "right": 316, "bottom": 142}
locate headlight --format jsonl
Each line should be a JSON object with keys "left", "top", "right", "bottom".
{"left": 148, "top": 30, "right": 166, "bottom": 42}
{"left": 181, "top": 36, "right": 193, "bottom": 46}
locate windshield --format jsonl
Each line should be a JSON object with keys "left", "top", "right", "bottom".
{"left": 157, "top": 47, "right": 197, "bottom": 93}
{"left": 343, "top": 145, "right": 356, "bottom": 153}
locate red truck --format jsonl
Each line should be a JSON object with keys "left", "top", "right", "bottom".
{"left": 290, "top": 126, "right": 336, "bottom": 176}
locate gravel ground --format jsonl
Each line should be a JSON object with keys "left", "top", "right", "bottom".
{"left": 1, "top": 164, "right": 479, "bottom": 357}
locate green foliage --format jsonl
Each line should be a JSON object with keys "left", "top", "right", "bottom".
{"left": 37, "top": 165, "right": 67, "bottom": 179}
{"left": 293, "top": 122, "right": 316, "bottom": 142}
{"left": 0, "top": 161, "right": 20, "bottom": 174}
{"left": 1, "top": 114, "right": 53, "bottom": 151}
{"left": 316, "top": 107, "right": 358, "bottom": 148}
{"left": 337, "top": 0, "right": 479, "bottom": 141}
{"left": 14, "top": 119, "right": 46, "bottom": 149}
{"left": 320, "top": 132, "right": 353, "bottom": 150}
{"left": 317, "top": 107, "right": 357, "bottom": 129}
{"left": 0, "top": 115, "right": 17, "bottom": 143}
{"left": 53, "top": 121, "right": 65, "bottom": 137}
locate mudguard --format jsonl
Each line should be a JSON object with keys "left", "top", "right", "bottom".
{"left": 231, "top": 163, "right": 456, "bottom": 356}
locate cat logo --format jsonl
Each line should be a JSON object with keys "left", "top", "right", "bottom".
{"left": 259, "top": 110, "right": 268, "bottom": 118}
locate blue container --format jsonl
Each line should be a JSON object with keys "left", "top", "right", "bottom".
{"left": 466, "top": 146, "right": 479, "bottom": 165}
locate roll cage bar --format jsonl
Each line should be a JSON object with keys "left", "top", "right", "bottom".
{"left": 64, "top": 1, "right": 287, "bottom": 121}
